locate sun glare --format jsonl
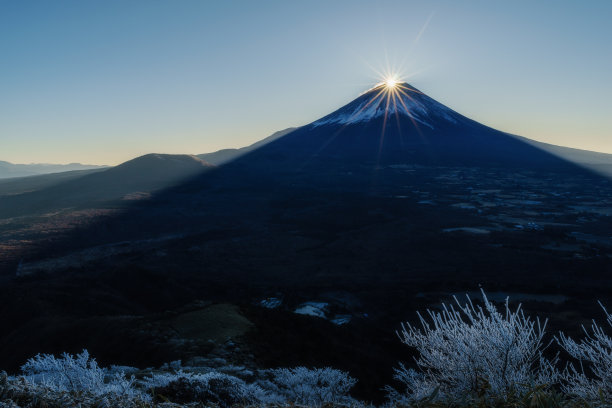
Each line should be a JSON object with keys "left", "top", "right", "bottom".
{"left": 385, "top": 77, "right": 398, "bottom": 88}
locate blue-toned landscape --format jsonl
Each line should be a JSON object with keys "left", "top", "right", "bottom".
{"left": 1, "top": 1, "right": 611, "bottom": 407}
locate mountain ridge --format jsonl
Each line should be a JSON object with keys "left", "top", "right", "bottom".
{"left": 197, "top": 127, "right": 297, "bottom": 165}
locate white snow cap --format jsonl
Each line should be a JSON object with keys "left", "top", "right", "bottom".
{"left": 312, "top": 83, "right": 458, "bottom": 128}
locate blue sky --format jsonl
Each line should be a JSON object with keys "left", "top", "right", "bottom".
{"left": 1, "top": 0, "right": 611, "bottom": 164}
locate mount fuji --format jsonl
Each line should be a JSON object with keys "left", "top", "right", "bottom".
{"left": 232, "top": 82, "right": 590, "bottom": 172}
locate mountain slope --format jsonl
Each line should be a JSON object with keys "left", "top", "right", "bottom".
{"left": 515, "top": 137, "right": 612, "bottom": 176}
{"left": 197, "top": 128, "right": 297, "bottom": 165}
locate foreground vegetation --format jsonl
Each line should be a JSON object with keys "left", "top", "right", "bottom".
{"left": 1, "top": 291, "right": 610, "bottom": 408}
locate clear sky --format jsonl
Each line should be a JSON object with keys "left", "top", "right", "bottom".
{"left": 1, "top": 0, "right": 611, "bottom": 165}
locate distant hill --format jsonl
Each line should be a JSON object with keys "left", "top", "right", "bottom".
{"left": 0, "top": 154, "right": 213, "bottom": 218}
{"left": 197, "top": 128, "right": 297, "bottom": 165}
{"left": 0, "top": 161, "right": 107, "bottom": 179}
{"left": 0, "top": 168, "right": 107, "bottom": 197}
{"left": 97, "top": 153, "right": 213, "bottom": 188}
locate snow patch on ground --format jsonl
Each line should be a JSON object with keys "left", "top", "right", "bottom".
{"left": 330, "top": 315, "right": 352, "bottom": 325}
{"left": 260, "top": 297, "right": 283, "bottom": 309}
{"left": 294, "top": 302, "right": 329, "bottom": 318}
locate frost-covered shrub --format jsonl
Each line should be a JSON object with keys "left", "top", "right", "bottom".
{"left": 147, "top": 370, "right": 267, "bottom": 407}
{"left": 557, "top": 303, "right": 612, "bottom": 405}
{"left": 390, "top": 290, "right": 557, "bottom": 402}
{"left": 19, "top": 350, "right": 148, "bottom": 402}
{"left": 265, "top": 367, "right": 357, "bottom": 406}
{"left": 1, "top": 371, "right": 147, "bottom": 408}
{"left": 21, "top": 350, "right": 105, "bottom": 393}
{"left": 385, "top": 363, "right": 439, "bottom": 404}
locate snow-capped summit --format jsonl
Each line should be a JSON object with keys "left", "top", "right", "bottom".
{"left": 312, "top": 83, "right": 460, "bottom": 129}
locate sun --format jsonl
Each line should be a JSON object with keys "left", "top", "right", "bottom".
{"left": 385, "top": 77, "right": 398, "bottom": 88}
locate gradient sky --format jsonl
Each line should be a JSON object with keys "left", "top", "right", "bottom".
{"left": 1, "top": 0, "right": 611, "bottom": 165}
